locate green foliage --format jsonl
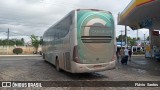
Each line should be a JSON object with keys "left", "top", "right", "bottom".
{"left": 13, "top": 48, "right": 23, "bottom": 55}
{"left": 0, "top": 39, "right": 24, "bottom": 46}
{"left": 117, "top": 35, "right": 137, "bottom": 46}
{"left": 30, "top": 34, "right": 40, "bottom": 53}
{"left": 39, "top": 36, "right": 43, "bottom": 45}
{"left": 147, "top": 36, "right": 149, "bottom": 41}
{"left": 137, "top": 37, "right": 141, "bottom": 40}
{"left": 127, "top": 36, "right": 132, "bottom": 41}
{"left": 129, "top": 39, "right": 136, "bottom": 46}
{"left": 116, "top": 35, "right": 125, "bottom": 42}
{"left": 133, "top": 38, "right": 137, "bottom": 40}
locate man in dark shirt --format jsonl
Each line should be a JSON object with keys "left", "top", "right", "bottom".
{"left": 128, "top": 49, "right": 132, "bottom": 61}
{"left": 116, "top": 47, "right": 121, "bottom": 62}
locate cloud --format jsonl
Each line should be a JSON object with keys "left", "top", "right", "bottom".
{"left": 0, "top": 0, "right": 78, "bottom": 36}
{"left": 0, "top": 0, "right": 139, "bottom": 40}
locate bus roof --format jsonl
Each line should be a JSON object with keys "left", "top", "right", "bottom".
{"left": 76, "top": 9, "right": 112, "bottom": 14}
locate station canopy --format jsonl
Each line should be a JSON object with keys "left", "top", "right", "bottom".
{"left": 118, "top": 0, "right": 160, "bottom": 30}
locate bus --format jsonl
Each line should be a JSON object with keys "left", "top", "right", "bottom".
{"left": 42, "top": 9, "right": 116, "bottom": 73}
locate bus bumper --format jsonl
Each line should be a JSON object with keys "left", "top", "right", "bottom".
{"left": 71, "top": 60, "right": 116, "bottom": 73}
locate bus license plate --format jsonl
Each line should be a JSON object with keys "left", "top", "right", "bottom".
{"left": 93, "top": 65, "right": 102, "bottom": 68}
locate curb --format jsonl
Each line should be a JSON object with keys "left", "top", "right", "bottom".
{"left": 0, "top": 55, "right": 41, "bottom": 57}
{"left": 132, "top": 55, "right": 145, "bottom": 56}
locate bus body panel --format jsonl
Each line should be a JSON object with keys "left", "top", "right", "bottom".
{"left": 42, "top": 9, "right": 116, "bottom": 73}
{"left": 71, "top": 61, "right": 116, "bottom": 73}
{"left": 77, "top": 10, "right": 115, "bottom": 64}
{"left": 42, "top": 10, "right": 75, "bottom": 72}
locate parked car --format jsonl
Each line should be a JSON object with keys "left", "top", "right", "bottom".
{"left": 154, "top": 52, "right": 160, "bottom": 60}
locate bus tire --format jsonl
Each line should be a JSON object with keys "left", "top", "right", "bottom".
{"left": 42, "top": 53, "right": 45, "bottom": 59}
{"left": 43, "top": 54, "right": 47, "bottom": 62}
{"left": 55, "top": 59, "right": 60, "bottom": 72}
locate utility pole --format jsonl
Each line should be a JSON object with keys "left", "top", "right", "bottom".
{"left": 144, "top": 34, "right": 146, "bottom": 46}
{"left": 125, "top": 25, "right": 127, "bottom": 47}
{"left": 137, "top": 30, "right": 139, "bottom": 40}
{"left": 120, "top": 30, "right": 124, "bottom": 48}
{"left": 7, "top": 28, "right": 9, "bottom": 54}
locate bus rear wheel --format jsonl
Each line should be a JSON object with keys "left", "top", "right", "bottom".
{"left": 43, "top": 54, "right": 47, "bottom": 62}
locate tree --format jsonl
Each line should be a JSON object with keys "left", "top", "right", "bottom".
{"left": 133, "top": 38, "right": 137, "bottom": 40}
{"left": 147, "top": 36, "right": 149, "bottom": 41}
{"left": 39, "top": 36, "right": 43, "bottom": 45}
{"left": 117, "top": 35, "right": 133, "bottom": 43}
{"left": 129, "top": 39, "right": 136, "bottom": 46}
{"left": 21, "top": 38, "right": 25, "bottom": 46}
{"left": 127, "top": 36, "right": 132, "bottom": 42}
{"left": 0, "top": 39, "right": 24, "bottom": 46}
{"left": 2, "top": 39, "right": 7, "bottom": 46}
{"left": 15, "top": 39, "right": 24, "bottom": 46}
{"left": 117, "top": 35, "right": 138, "bottom": 47}
{"left": 116, "top": 35, "right": 125, "bottom": 42}
{"left": 30, "top": 34, "right": 40, "bottom": 53}
{"left": 137, "top": 37, "right": 141, "bottom": 40}
{"left": 13, "top": 48, "right": 23, "bottom": 55}
{"left": 0, "top": 39, "right": 2, "bottom": 46}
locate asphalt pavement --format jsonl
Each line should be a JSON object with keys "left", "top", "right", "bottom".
{"left": 0, "top": 55, "right": 160, "bottom": 90}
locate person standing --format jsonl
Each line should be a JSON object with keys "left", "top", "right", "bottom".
{"left": 128, "top": 49, "right": 132, "bottom": 61}
{"left": 120, "top": 47, "right": 125, "bottom": 64}
{"left": 123, "top": 47, "right": 129, "bottom": 65}
{"left": 116, "top": 47, "right": 120, "bottom": 62}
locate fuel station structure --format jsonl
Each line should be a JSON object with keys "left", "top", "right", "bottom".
{"left": 118, "top": 0, "right": 160, "bottom": 57}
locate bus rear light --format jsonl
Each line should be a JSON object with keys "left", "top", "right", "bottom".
{"left": 111, "top": 44, "right": 116, "bottom": 61}
{"left": 73, "top": 46, "right": 82, "bottom": 63}
{"left": 112, "top": 55, "right": 116, "bottom": 61}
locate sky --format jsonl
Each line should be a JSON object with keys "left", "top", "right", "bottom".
{"left": 0, "top": 0, "right": 149, "bottom": 42}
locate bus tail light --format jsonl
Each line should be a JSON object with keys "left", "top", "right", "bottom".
{"left": 73, "top": 46, "right": 82, "bottom": 63}
{"left": 112, "top": 45, "right": 116, "bottom": 61}
{"left": 112, "top": 55, "right": 116, "bottom": 61}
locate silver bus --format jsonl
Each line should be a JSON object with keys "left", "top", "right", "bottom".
{"left": 42, "top": 9, "right": 116, "bottom": 73}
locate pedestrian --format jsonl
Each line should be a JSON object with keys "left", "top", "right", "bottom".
{"left": 116, "top": 47, "right": 121, "bottom": 62}
{"left": 128, "top": 49, "right": 132, "bottom": 61}
{"left": 123, "top": 47, "right": 129, "bottom": 65}
{"left": 120, "top": 47, "right": 125, "bottom": 64}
